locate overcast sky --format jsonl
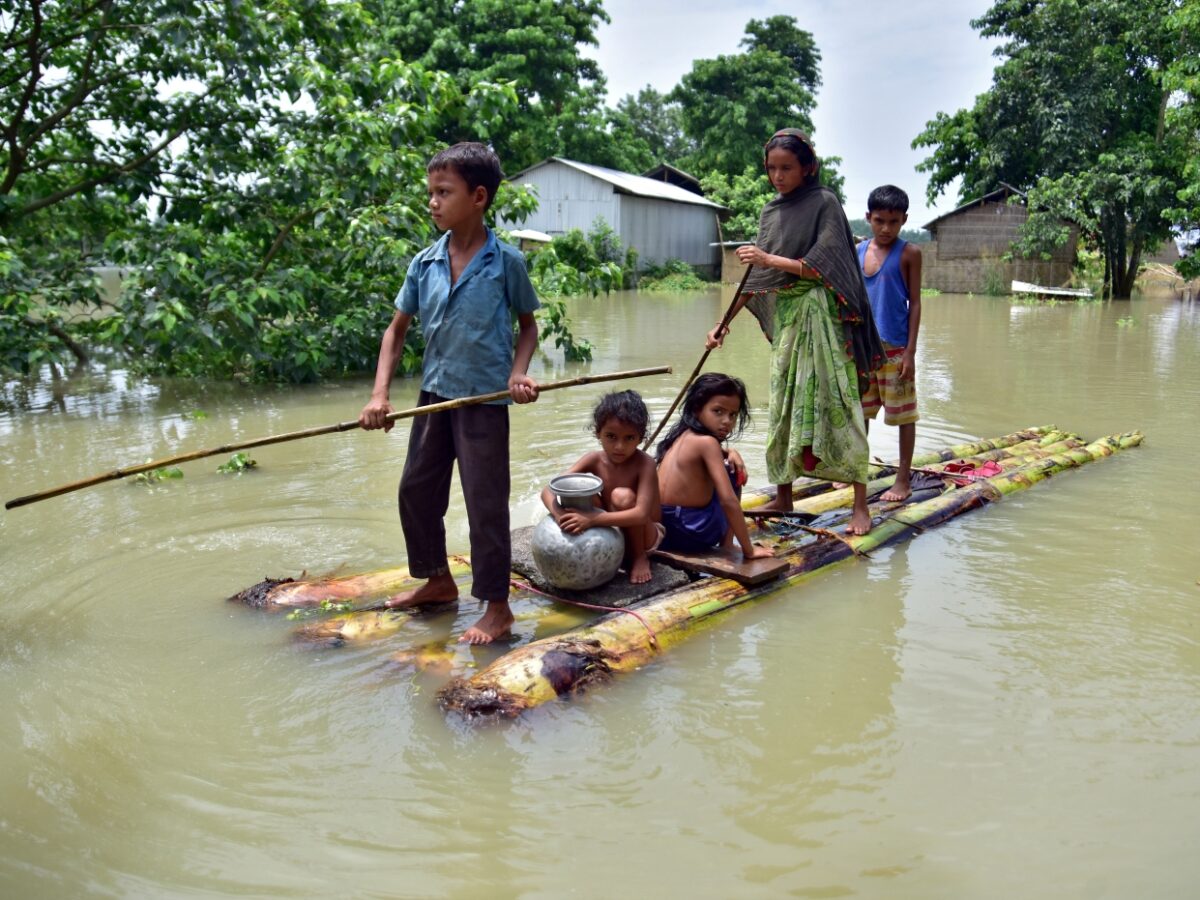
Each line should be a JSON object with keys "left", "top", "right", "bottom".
{"left": 588, "top": 0, "right": 1002, "bottom": 228}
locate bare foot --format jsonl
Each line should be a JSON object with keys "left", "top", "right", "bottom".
{"left": 384, "top": 573, "right": 458, "bottom": 609}
{"left": 846, "top": 507, "right": 872, "bottom": 535}
{"left": 880, "top": 481, "right": 912, "bottom": 502}
{"left": 832, "top": 482, "right": 849, "bottom": 490}
{"left": 754, "top": 483, "right": 794, "bottom": 513}
{"left": 628, "top": 553, "right": 653, "bottom": 584}
{"left": 459, "top": 602, "right": 514, "bottom": 645}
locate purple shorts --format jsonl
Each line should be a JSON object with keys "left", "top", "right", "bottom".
{"left": 659, "top": 468, "right": 739, "bottom": 552}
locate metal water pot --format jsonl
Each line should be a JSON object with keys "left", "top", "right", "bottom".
{"left": 530, "top": 473, "right": 625, "bottom": 590}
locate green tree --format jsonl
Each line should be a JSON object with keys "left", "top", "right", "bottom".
{"left": 673, "top": 44, "right": 816, "bottom": 178}
{"left": 367, "top": 0, "right": 611, "bottom": 171}
{"left": 1, "top": 1, "right": 546, "bottom": 381}
{"left": 741, "top": 15, "right": 822, "bottom": 92}
{"left": 913, "top": 0, "right": 1198, "bottom": 297}
{"left": 699, "top": 168, "right": 777, "bottom": 242}
{"left": 606, "top": 86, "right": 695, "bottom": 171}
{"left": 1, "top": 0, "right": 360, "bottom": 372}
{"left": 100, "top": 55, "right": 525, "bottom": 383}
{"left": 1163, "top": 0, "right": 1200, "bottom": 278}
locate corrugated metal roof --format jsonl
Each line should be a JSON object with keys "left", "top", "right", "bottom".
{"left": 922, "top": 182, "right": 1026, "bottom": 231}
{"left": 510, "top": 157, "right": 725, "bottom": 210}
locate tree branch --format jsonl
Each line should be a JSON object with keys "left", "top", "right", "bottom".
{"left": 23, "top": 316, "right": 90, "bottom": 366}
{"left": 1, "top": 0, "right": 113, "bottom": 52}
{"left": 24, "top": 2, "right": 113, "bottom": 148}
{"left": 1, "top": 0, "right": 44, "bottom": 195}
{"left": 15, "top": 113, "right": 192, "bottom": 218}
{"left": 253, "top": 209, "right": 313, "bottom": 280}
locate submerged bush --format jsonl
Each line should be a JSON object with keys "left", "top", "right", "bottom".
{"left": 637, "top": 259, "right": 712, "bottom": 292}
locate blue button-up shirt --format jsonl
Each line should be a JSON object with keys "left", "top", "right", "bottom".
{"left": 396, "top": 229, "right": 540, "bottom": 401}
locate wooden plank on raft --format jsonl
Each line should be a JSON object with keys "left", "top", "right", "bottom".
{"left": 649, "top": 546, "right": 789, "bottom": 585}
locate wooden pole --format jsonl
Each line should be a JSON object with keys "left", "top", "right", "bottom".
{"left": 643, "top": 264, "right": 754, "bottom": 450}
{"left": 6, "top": 365, "right": 672, "bottom": 510}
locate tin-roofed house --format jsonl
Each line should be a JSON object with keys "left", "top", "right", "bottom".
{"left": 496, "top": 157, "right": 725, "bottom": 277}
{"left": 920, "top": 184, "right": 1078, "bottom": 294}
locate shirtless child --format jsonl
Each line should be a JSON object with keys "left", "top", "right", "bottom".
{"left": 540, "top": 390, "right": 663, "bottom": 584}
{"left": 655, "top": 373, "right": 774, "bottom": 561}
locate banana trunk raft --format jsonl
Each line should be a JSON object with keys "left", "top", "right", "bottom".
{"left": 227, "top": 427, "right": 1143, "bottom": 719}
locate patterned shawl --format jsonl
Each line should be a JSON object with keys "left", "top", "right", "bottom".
{"left": 742, "top": 182, "right": 884, "bottom": 385}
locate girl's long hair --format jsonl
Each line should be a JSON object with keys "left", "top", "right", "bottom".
{"left": 655, "top": 372, "right": 751, "bottom": 462}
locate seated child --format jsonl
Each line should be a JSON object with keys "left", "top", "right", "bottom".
{"left": 654, "top": 373, "right": 775, "bottom": 560}
{"left": 540, "top": 390, "right": 664, "bottom": 584}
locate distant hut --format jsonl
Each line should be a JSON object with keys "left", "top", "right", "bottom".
{"left": 1144, "top": 237, "right": 1181, "bottom": 265}
{"left": 920, "top": 183, "right": 1078, "bottom": 294}
{"left": 496, "top": 157, "right": 725, "bottom": 276}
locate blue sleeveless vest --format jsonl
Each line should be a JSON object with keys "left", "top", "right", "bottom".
{"left": 857, "top": 238, "right": 910, "bottom": 346}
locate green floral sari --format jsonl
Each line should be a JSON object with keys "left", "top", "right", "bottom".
{"left": 765, "top": 280, "right": 870, "bottom": 485}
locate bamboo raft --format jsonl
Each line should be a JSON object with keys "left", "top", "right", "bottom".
{"left": 228, "top": 426, "right": 1143, "bottom": 719}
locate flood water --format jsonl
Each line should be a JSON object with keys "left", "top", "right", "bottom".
{"left": 2, "top": 288, "right": 1198, "bottom": 898}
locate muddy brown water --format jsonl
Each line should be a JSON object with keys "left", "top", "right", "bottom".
{"left": 2, "top": 289, "right": 1198, "bottom": 897}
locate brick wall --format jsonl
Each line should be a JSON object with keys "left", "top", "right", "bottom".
{"left": 923, "top": 202, "right": 1077, "bottom": 293}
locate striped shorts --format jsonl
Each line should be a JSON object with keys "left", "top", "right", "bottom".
{"left": 860, "top": 343, "right": 919, "bottom": 426}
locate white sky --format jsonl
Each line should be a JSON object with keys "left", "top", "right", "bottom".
{"left": 588, "top": 0, "right": 1002, "bottom": 228}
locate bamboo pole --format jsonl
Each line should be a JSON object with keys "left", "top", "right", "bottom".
{"left": 643, "top": 265, "right": 753, "bottom": 450}
{"left": 6, "top": 365, "right": 672, "bottom": 510}
{"left": 438, "top": 432, "right": 1143, "bottom": 718}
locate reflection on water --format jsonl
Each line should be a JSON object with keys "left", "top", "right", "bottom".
{"left": 2, "top": 290, "right": 1199, "bottom": 896}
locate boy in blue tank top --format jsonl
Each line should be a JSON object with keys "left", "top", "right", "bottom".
{"left": 857, "top": 185, "right": 923, "bottom": 501}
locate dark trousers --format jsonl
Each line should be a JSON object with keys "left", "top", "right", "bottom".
{"left": 398, "top": 391, "right": 511, "bottom": 603}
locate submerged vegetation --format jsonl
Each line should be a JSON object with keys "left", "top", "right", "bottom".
{"left": 636, "top": 260, "right": 713, "bottom": 293}
{"left": 217, "top": 452, "right": 258, "bottom": 474}
{"left": 133, "top": 465, "right": 183, "bottom": 485}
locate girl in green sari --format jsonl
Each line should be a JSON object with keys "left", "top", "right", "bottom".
{"left": 706, "top": 129, "right": 884, "bottom": 535}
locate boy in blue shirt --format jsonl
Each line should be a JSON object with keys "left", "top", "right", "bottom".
{"left": 359, "top": 142, "right": 540, "bottom": 644}
{"left": 857, "top": 185, "right": 923, "bottom": 501}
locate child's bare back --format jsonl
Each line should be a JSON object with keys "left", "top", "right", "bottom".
{"left": 658, "top": 430, "right": 722, "bottom": 508}
{"left": 654, "top": 374, "right": 773, "bottom": 560}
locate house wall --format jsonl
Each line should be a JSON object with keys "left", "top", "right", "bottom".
{"left": 1145, "top": 239, "right": 1181, "bottom": 264}
{"left": 923, "top": 202, "right": 1077, "bottom": 293}
{"left": 499, "top": 161, "right": 618, "bottom": 235}
{"left": 618, "top": 195, "right": 720, "bottom": 274}
{"left": 920, "top": 240, "right": 1077, "bottom": 294}
{"left": 496, "top": 160, "right": 720, "bottom": 274}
